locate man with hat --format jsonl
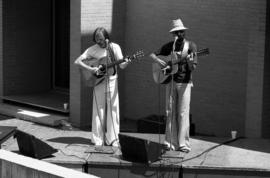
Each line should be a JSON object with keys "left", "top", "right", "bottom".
{"left": 150, "top": 18, "right": 198, "bottom": 153}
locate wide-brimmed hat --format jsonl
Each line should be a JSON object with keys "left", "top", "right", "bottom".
{"left": 169, "top": 18, "right": 188, "bottom": 33}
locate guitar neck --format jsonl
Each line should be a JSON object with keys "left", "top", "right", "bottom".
{"left": 103, "top": 50, "right": 143, "bottom": 69}
{"left": 172, "top": 49, "right": 208, "bottom": 65}
{"left": 106, "top": 59, "right": 126, "bottom": 69}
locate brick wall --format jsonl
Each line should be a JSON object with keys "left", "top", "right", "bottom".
{"left": 80, "top": 0, "right": 126, "bottom": 49}
{"left": 262, "top": 2, "right": 270, "bottom": 138}
{"left": 124, "top": 0, "right": 266, "bottom": 137}
{"left": 0, "top": 0, "right": 3, "bottom": 97}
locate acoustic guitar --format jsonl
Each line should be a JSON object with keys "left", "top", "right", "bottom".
{"left": 152, "top": 48, "right": 209, "bottom": 84}
{"left": 81, "top": 50, "right": 144, "bottom": 87}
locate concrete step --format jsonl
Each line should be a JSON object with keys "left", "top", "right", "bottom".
{"left": 0, "top": 103, "right": 68, "bottom": 127}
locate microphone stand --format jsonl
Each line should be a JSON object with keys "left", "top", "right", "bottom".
{"left": 96, "top": 40, "right": 109, "bottom": 152}
{"left": 103, "top": 39, "right": 110, "bottom": 146}
{"left": 91, "top": 39, "right": 115, "bottom": 154}
{"left": 169, "top": 37, "right": 177, "bottom": 151}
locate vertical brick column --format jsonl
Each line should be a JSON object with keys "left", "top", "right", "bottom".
{"left": 245, "top": 1, "right": 266, "bottom": 138}
{"left": 0, "top": 0, "right": 3, "bottom": 98}
{"left": 69, "top": 0, "right": 89, "bottom": 127}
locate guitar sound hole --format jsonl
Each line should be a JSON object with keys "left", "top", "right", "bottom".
{"left": 99, "top": 65, "right": 106, "bottom": 72}
{"left": 95, "top": 73, "right": 104, "bottom": 78}
{"left": 164, "top": 67, "right": 172, "bottom": 75}
{"left": 95, "top": 65, "right": 106, "bottom": 78}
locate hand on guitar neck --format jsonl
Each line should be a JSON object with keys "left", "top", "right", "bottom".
{"left": 93, "top": 56, "right": 131, "bottom": 77}
{"left": 94, "top": 50, "right": 143, "bottom": 78}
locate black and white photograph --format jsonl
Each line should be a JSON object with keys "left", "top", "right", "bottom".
{"left": 0, "top": 0, "right": 270, "bottom": 177}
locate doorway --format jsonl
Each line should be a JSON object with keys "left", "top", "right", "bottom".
{"left": 2, "top": 0, "right": 70, "bottom": 114}
{"left": 52, "top": 0, "right": 70, "bottom": 92}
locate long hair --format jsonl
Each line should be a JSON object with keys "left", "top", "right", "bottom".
{"left": 92, "top": 27, "right": 110, "bottom": 43}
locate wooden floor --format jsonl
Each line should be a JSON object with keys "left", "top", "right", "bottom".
{"left": 1, "top": 118, "right": 270, "bottom": 178}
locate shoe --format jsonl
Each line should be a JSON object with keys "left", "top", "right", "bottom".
{"left": 107, "top": 140, "right": 120, "bottom": 147}
{"left": 178, "top": 148, "right": 190, "bottom": 153}
{"left": 163, "top": 142, "right": 175, "bottom": 151}
{"left": 112, "top": 142, "right": 119, "bottom": 147}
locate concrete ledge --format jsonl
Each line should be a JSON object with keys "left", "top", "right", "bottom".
{"left": 0, "top": 103, "right": 67, "bottom": 127}
{"left": 0, "top": 149, "right": 98, "bottom": 178}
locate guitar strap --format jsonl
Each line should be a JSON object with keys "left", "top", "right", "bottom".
{"left": 181, "top": 40, "right": 189, "bottom": 58}
{"left": 172, "top": 40, "right": 189, "bottom": 64}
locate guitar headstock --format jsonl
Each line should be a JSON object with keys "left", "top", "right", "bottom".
{"left": 130, "top": 50, "right": 144, "bottom": 60}
{"left": 197, "top": 48, "right": 210, "bottom": 56}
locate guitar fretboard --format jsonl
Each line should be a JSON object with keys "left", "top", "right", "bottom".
{"left": 172, "top": 48, "right": 209, "bottom": 65}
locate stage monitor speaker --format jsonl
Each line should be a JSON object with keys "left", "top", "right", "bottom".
{"left": 14, "top": 130, "right": 58, "bottom": 159}
{"left": 119, "top": 133, "right": 164, "bottom": 163}
{"left": 137, "top": 115, "right": 166, "bottom": 134}
{"left": 0, "top": 126, "right": 17, "bottom": 148}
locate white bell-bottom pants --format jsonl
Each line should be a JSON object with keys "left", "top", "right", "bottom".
{"left": 164, "top": 82, "right": 192, "bottom": 151}
{"left": 91, "top": 75, "right": 120, "bottom": 146}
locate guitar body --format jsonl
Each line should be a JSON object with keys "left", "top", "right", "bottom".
{"left": 80, "top": 68, "right": 98, "bottom": 87}
{"left": 152, "top": 55, "right": 179, "bottom": 84}
{"left": 80, "top": 50, "right": 144, "bottom": 87}
{"left": 80, "top": 58, "right": 99, "bottom": 87}
{"left": 81, "top": 56, "right": 115, "bottom": 87}
{"left": 152, "top": 48, "right": 210, "bottom": 84}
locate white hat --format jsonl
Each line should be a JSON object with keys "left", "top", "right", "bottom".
{"left": 169, "top": 18, "right": 188, "bottom": 33}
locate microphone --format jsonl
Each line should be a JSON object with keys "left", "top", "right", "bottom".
{"left": 105, "top": 39, "right": 110, "bottom": 49}
{"left": 103, "top": 39, "right": 109, "bottom": 51}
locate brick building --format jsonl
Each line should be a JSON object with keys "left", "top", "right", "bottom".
{"left": 0, "top": 0, "right": 269, "bottom": 138}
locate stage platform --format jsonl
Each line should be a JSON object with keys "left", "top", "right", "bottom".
{"left": 1, "top": 118, "right": 270, "bottom": 178}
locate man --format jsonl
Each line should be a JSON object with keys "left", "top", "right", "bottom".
{"left": 150, "top": 18, "right": 197, "bottom": 153}
{"left": 74, "top": 27, "right": 130, "bottom": 147}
